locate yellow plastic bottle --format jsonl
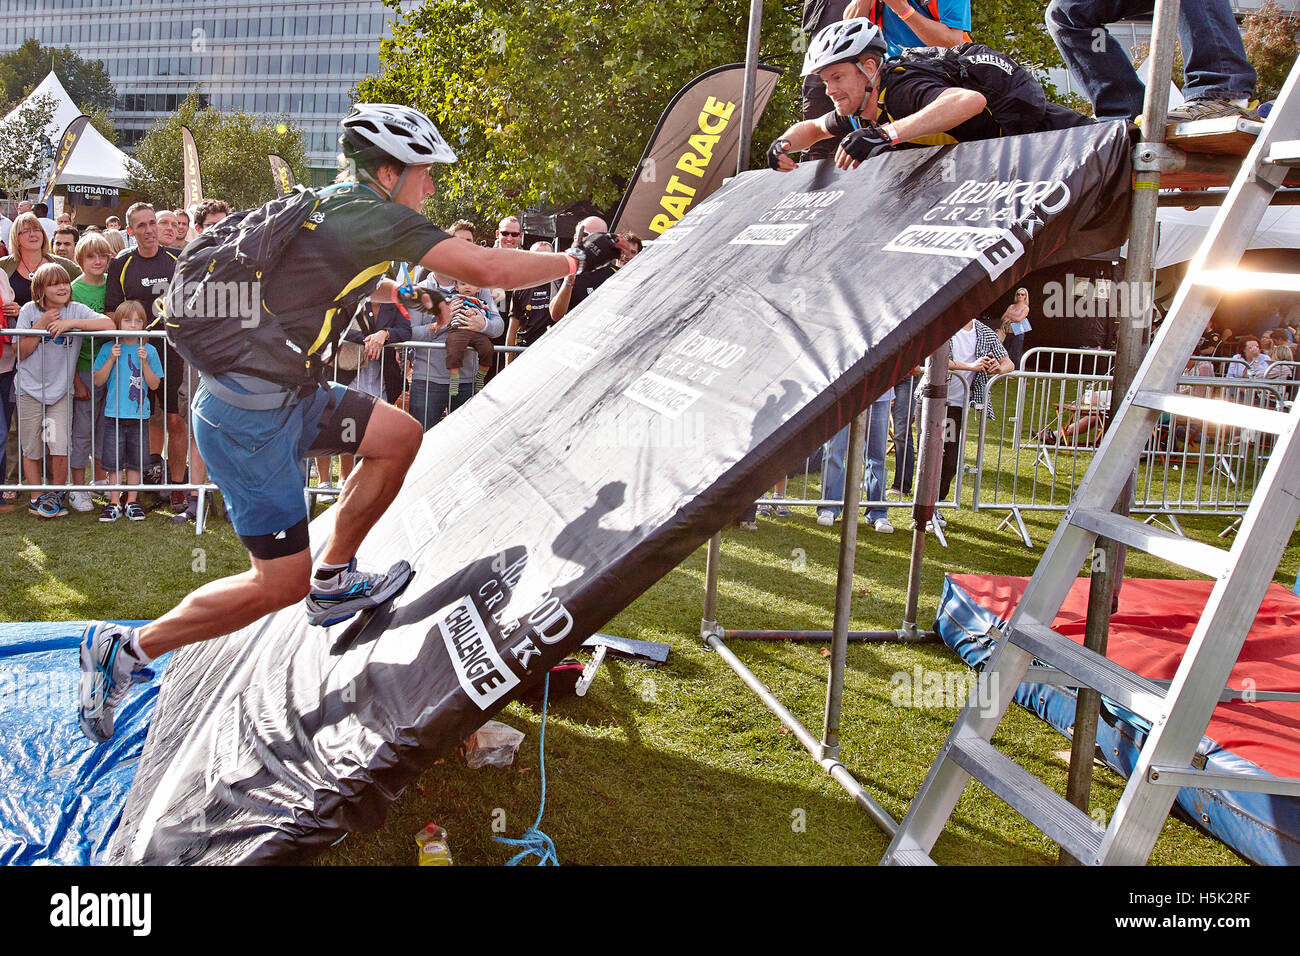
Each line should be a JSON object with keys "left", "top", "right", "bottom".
{"left": 416, "top": 823, "right": 453, "bottom": 865}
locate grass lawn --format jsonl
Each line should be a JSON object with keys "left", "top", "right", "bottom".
{"left": 4, "top": 469, "right": 1288, "bottom": 866}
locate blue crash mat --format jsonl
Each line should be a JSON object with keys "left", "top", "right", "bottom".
{"left": 0, "top": 621, "right": 165, "bottom": 865}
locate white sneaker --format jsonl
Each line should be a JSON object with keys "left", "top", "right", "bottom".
{"left": 67, "top": 490, "right": 94, "bottom": 512}
{"left": 873, "top": 518, "right": 894, "bottom": 534}
{"left": 817, "top": 511, "right": 835, "bottom": 527}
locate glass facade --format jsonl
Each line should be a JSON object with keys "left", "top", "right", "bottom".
{"left": 0, "top": 0, "right": 419, "bottom": 182}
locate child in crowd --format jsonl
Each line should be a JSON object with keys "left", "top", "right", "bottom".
{"left": 15, "top": 263, "right": 114, "bottom": 517}
{"left": 92, "top": 300, "right": 162, "bottom": 521}
{"left": 69, "top": 232, "right": 115, "bottom": 509}
{"left": 442, "top": 279, "right": 496, "bottom": 398}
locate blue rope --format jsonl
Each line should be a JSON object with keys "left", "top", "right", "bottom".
{"left": 493, "top": 673, "right": 559, "bottom": 866}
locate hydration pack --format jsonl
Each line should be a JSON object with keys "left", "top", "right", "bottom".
{"left": 164, "top": 185, "right": 333, "bottom": 387}
{"left": 885, "top": 43, "right": 1059, "bottom": 137}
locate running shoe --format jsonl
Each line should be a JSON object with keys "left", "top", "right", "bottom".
{"left": 304, "top": 558, "right": 414, "bottom": 627}
{"left": 772, "top": 493, "right": 792, "bottom": 517}
{"left": 67, "top": 491, "right": 94, "bottom": 512}
{"left": 34, "top": 491, "right": 69, "bottom": 518}
{"left": 78, "top": 622, "right": 155, "bottom": 743}
{"left": 1166, "top": 98, "right": 1259, "bottom": 124}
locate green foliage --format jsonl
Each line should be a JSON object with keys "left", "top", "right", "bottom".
{"left": 0, "top": 39, "right": 115, "bottom": 113}
{"left": 0, "top": 92, "right": 56, "bottom": 200}
{"left": 82, "top": 105, "right": 117, "bottom": 146}
{"left": 126, "top": 94, "right": 310, "bottom": 212}
{"left": 1244, "top": 0, "right": 1300, "bottom": 102}
{"left": 360, "top": 0, "right": 804, "bottom": 222}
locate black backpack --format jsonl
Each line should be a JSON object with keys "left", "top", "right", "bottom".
{"left": 163, "top": 185, "right": 331, "bottom": 387}
{"left": 884, "top": 43, "right": 1067, "bottom": 137}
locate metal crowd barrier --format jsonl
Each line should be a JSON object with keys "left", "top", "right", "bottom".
{"left": 972, "top": 346, "right": 1289, "bottom": 545}
{"left": 1, "top": 328, "right": 216, "bottom": 532}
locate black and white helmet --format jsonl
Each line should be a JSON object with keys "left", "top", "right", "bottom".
{"left": 340, "top": 103, "right": 457, "bottom": 170}
{"left": 801, "top": 18, "right": 888, "bottom": 76}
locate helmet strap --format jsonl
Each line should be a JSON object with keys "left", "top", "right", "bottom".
{"left": 390, "top": 164, "right": 415, "bottom": 200}
{"left": 854, "top": 59, "right": 879, "bottom": 119}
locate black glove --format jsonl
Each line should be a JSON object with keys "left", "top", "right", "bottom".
{"left": 567, "top": 231, "right": 620, "bottom": 274}
{"left": 767, "top": 138, "right": 792, "bottom": 170}
{"left": 840, "top": 125, "right": 894, "bottom": 162}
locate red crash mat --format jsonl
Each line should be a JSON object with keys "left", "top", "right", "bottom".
{"left": 949, "top": 575, "right": 1300, "bottom": 780}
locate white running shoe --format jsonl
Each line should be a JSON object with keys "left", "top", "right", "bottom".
{"left": 78, "top": 622, "right": 155, "bottom": 743}
{"left": 873, "top": 518, "right": 894, "bottom": 534}
{"left": 305, "top": 558, "right": 414, "bottom": 627}
{"left": 67, "top": 491, "right": 94, "bottom": 512}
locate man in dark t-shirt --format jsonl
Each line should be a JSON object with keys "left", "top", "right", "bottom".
{"left": 77, "top": 103, "right": 633, "bottom": 744}
{"left": 505, "top": 241, "right": 560, "bottom": 359}
{"left": 104, "top": 202, "right": 184, "bottom": 503}
{"left": 768, "top": 18, "right": 1086, "bottom": 174}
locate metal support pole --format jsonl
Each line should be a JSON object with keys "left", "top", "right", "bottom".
{"left": 901, "top": 343, "right": 951, "bottom": 637}
{"left": 1061, "top": 0, "right": 1181, "bottom": 865}
{"left": 822, "top": 411, "right": 867, "bottom": 761}
{"left": 736, "top": 0, "right": 764, "bottom": 176}
{"left": 706, "top": 632, "right": 898, "bottom": 837}
{"left": 701, "top": 532, "right": 723, "bottom": 644}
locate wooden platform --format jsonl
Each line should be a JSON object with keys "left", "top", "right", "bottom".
{"left": 1157, "top": 114, "right": 1300, "bottom": 190}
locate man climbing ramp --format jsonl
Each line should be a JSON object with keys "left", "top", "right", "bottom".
{"left": 79, "top": 103, "right": 629, "bottom": 743}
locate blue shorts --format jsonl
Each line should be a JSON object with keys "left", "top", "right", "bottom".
{"left": 191, "top": 379, "right": 377, "bottom": 552}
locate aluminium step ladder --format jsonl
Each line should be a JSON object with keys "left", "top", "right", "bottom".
{"left": 882, "top": 65, "right": 1300, "bottom": 866}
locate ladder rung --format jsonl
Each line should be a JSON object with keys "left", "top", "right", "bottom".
{"left": 1070, "top": 508, "right": 1230, "bottom": 578}
{"left": 1147, "top": 765, "right": 1300, "bottom": 797}
{"left": 1133, "top": 389, "right": 1294, "bottom": 435}
{"left": 1191, "top": 270, "right": 1300, "bottom": 292}
{"left": 1011, "top": 622, "right": 1168, "bottom": 724}
{"left": 947, "top": 733, "right": 1105, "bottom": 864}
{"left": 1266, "top": 140, "right": 1300, "bottom": 167}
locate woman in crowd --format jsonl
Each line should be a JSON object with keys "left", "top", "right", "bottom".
{"left": 0, "top": 213, "right": 81, "bottom": 502}
{"left": 998, "top": 287, "right": 1032, "bottom": 369}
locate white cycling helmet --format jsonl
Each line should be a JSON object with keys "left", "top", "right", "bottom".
{"left": 802, "top": 18, "right": 888, "bottom": 76}
{"left": 340, "top": 103, "right": 457, "bottom": 170}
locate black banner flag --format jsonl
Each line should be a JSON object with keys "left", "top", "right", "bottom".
{"left": 611, "top": 63, "right": 781, "bottom": 240}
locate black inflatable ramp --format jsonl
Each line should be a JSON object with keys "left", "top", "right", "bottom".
{"left": 108, "top": 122, "right": 1133, "bottom": 864}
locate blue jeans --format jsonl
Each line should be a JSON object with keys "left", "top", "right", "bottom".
{"left": 407, "top": 378, "right": 469, "bottom": 430}
{"left": 1046, "top": 0, "right": 1255, "bottom": 119}
{"left": 890, "top": 375, "right": 916, "bottom": 494}
{"left": 821, "top": 392, "right": 891, "bottom": 522}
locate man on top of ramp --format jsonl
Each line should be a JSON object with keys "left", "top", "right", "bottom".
{"left": 77, "top": 104, "right": 628, "bottom": 744}
{"left": 767, "top": 18, "right": 1090, "bottom": 173}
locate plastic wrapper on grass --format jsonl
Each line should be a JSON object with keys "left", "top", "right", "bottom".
{"left": 463, "top": 720, "right": 526, "bottom": 769}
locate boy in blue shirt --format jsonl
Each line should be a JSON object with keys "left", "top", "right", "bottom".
{"left": 92, "top": 300, "right": 162, "bottom": 521}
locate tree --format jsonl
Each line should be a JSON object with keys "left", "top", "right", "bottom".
{"left": 1243, "top": 0, "right": 1300, "bottom": 103}
{"left": 0, "top": 39, "right": 115, "bottom": 114}
{"left": 0, "top": 92, "right": 56, "bottom": 201}
{"left": 359, "top": 0, "right": 804, "bottom": 225}
{"left": 126, "top": 94, "right": 310, "bottom": 212}
{"left": 360, "top": 0, "right": 1094, "bottom": 225}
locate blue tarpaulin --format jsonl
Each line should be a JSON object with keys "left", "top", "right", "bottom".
{"left": 0, "top": 621, "right": 165, "bottom": 865}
